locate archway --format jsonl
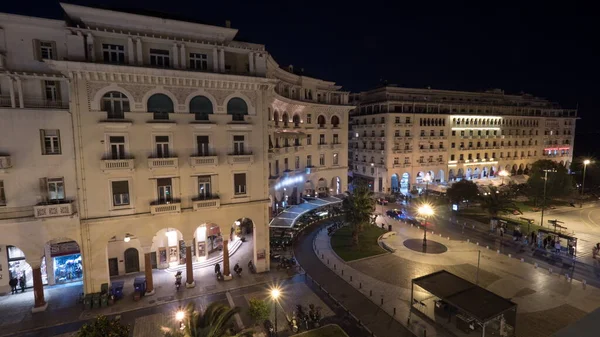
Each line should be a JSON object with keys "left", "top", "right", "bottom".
{"left": 448, "top": 169, "right": 455, "bottom": 181}
{"left": 416, "top": 172, "right": 425, "bottom": 184}
{"left": 107, "top": 232, "right": 143, "bottom": 276}
{"left": 517, "top": 164, "right": 524, "bottom": 175}
{"left": 304, "top": 180, "right": 315, "bottom": 198}
{"left": 124, "top": 248, "right": 140, "bottom": 273}
{"left": 4, "top": 245, "right": 35, "bottom": 288}
{"left": 457, "top": 168, "right": 464, "bottom": 181}
{"left": 427, "top": 170, "right": 435, "bottom": 182}
{"left": 490, "top": 166, "right": 496, "bottom": 177}
{"left": 391, "top": 174, "right": 399, "bottom": 193}
{"left": 400, "top": 173, "right": 410, "bottom": 194}
{"left": 438, "top": 170, "right": 445, "bottom": 183}
{"left": 151, "top": 228, "right": 185, "bottom": 268}
{"left": 482, "top": 167, "right": 488, "bottom": 178}
{"left": 45, "top": 239, "right": 83, "bottom": 285}
{"left": 511, "top": 164, "right": 517, "bottom": 175}
{"left": 473, "top": 168, "right": 480, "bottom": 179}
{"left": 331, "top": 177, "right": 341, "bottom": 195}
{"left": 465, "top": 168, "right": 472, "bottom": 180}
{"left": 524, "top": 165, "right": 530, "bottom": 175}
{"left": 317, "top": 178, "right": 328, "bottom": 197}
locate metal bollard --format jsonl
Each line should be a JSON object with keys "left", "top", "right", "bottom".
{"left": 359, "top": 282, "right": 362, "bottom": 289}
{"left": 370, "top": 290, "right": 372, "bottom": 297}
{"left": 394, "top": 307, "right": 396, "bottom": 315}
{"left": 342, "top": 269, "right": 344, "bottom": 275}
{"left": 327, "top": 259, "right": 329, "bottom": 265}
{"left": 350, "top": 275, "right": 353, "bottom": 282}
{"left": 334, "top": 264, "right": 336, "bottom": 270}
{"left": 381, "top": 297, "right": 383, "bottom": 305}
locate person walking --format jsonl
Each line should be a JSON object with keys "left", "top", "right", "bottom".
{"left": 9, "top": 277, "right": 18, "bottom": 294}
{"left": 214, "top": 262, "right": 221, "bottom": 275}
{"left": 19, "top": 274, "right": 26, "bottom": 293}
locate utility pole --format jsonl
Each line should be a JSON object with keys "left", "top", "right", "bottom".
{"left": 581, "top": 160, "right": 592, "bottom": 208}
{"left": 540, "top": 169, "right": 556, "bottom": 228}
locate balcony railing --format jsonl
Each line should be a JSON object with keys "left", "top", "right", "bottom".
{"left": 101, "top": 158, "right": 135, "bottom": 171}
{"left": 189, "top": 155, "right": 218, "bottom": 167}
{"left": 150, "top": 199, "right": 181, "bottom": 215}
{"left": 148, "top": 157, "right": 179, "bottom": 169}
{"left": 227, "top": 152, "right": 254, "bottom": 165}
{"left": 34, "top": 200, "right": 76, "bottom": 218}
{"left": 192, "top": 195, "right": 220, "bottom": 211}
{"left": 330, "top": 143, "right": 343, "bottom": 149}
{"left": 0, "top": 96, "right": 69, "bottom": 109}
{"left": 0, "top": 155, "right": 12, "bottom": 169}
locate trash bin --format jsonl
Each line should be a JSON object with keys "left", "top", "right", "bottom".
{"left": 133, "top": 277, "right": 146, "bottom": 296}
{"left": 111, "top": 281, "right": 124, "bottom": 300}
{"left": 92, "top": 293, "right": 100, "bottom": 308}
{"left": 84, "top": 294, "right": 93, "bottom": 310}
{"left": 100, "top": 293, "right": 108, "bottom": 307}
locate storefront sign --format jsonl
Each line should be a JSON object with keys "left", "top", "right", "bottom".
{"left": 50, "top": 241, "right": 80, "bottom": 257}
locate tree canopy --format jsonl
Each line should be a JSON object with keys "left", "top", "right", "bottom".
{"left": 77, "top": 315, "right": 130, "bottom": 337}
{"left": 446, "top": 180, "right": 479, "bottom": 204}
{"left": 479, "top": 186, "right": 521, "bottom": 217}
{"left": 162, "top": 302, "right": 251, "bottom": 337}
{"left": 342, "top": 184, "right": 375, "bottom": 245}
{"left": 526, "top": 160, "right": 573, "bottom": 204}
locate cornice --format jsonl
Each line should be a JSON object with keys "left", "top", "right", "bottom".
{"left": 272, "top": 93, "right": 355, "bottom": 112}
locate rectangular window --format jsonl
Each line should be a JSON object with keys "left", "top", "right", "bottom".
{"left": 196, "top": 135, "right": 210, "bottom": 156}
{"left": 333, "top": 134, "right": 339, "bottom": 144}
{"left": 404, "top": 157, "right": 409, "bottom": 164}
{"left": 102, "top": 44, "right": 125, "bottom": 64}
{"left": 112, "top": 181, "right": 130, "bottom": 206}
{"left": 306, "top": 114, "right": 312, "bottom": 124}
{"left": 333, "top": 153, "right": 339, "bottom": 165}
{"left": 39, "top": 41, "right": 55, "bottom": 60}
{"left": 450, "top": 154, "right": 455, "bottom": 160}
{"left": 405, "top": 117, "right": 411, "bottom": 124}
{"left": 319, "top": 134, "right": 325, "bottom": 145}
{"left": 234, "top": 173, "right": 247, "bottom": 195}
{"left": 197, "top": 176, "right": 211, "bottom": 199}
{"left": 155, "top": 135, "right": 170, "bottom": 158}
{"left": 452, "top": 131, "right": 456, "bottom": 136}
{"left": 395, "top": 117, "right": 400, "bottom": 123}
{"left": 233, "top": 135, "right": 245, "bottom": 155}
{"left": 274, "top": 160, "right": 279, "bottom": 175}
{"left": 189, "top": 53, "right": 208, "bottom": 70}
{"left": 47, "top": 177, "right": 65, "bottom": 201}
{"left": 405, "top": 130, "right": 410, "bottom": 137}
{"left": 157, "top": 178, "right": 173, "bottom": 203}
{"left": 109, "top": 136, "right": 126, "bottom": 159}
{"left": 307, "top": 155, "right": 312, "bottom": 167}
{"left": 150, "top": 49, "right": 170, "bottom": 67}
{"left": 295, "top": 156, "right": 300, "bottom": 169}
{"left": 0, "top": 180, "right": 6, "bottom": 206}
{"left": 40, "top": 129, "right": 61, "bottom": 155}
{"left": 319, "top": 153, "right": 325, "bottom": 166}
{"left": 284, "top": 158, "right": 289, "bottom": 171}
{"left": 44, "top": 80, "right": 59, "bottom": 101}
{"left": 306, "top": 134, "right": 312, "bottom": 145}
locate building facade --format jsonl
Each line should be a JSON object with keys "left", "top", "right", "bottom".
{"left": 349, "top": 86, "right": 576, "bottom": 194}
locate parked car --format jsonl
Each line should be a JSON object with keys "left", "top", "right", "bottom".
{"left": 386, "top": 209, "right": 403, "bottom": 219}
{"left": 377, "top": 198, "right": 389, "bottom": 205}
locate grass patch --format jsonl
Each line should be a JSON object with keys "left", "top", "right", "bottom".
{"left": 331, "top": 225, "right": 387, "bottom": 261}
{"left": 292, "top": 324, "right": 349, "bottom": 337}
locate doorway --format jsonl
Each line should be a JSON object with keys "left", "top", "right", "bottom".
{"left": 124, "top": 248, "right": 140, "bottom": 273}
{"left": 108, "top": 258, "right": 119, "bottom": 276}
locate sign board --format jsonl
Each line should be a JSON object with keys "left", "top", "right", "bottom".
{"left": 452, "top": 204, "right": 459, "bottom": 211}
{"left": 50, "top": 241, "right": 80, "bottom": 257}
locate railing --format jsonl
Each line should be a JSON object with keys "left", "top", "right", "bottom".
{"left": 317, "top": 143, "right": 328, "bottom": 150}
{"left": 34, "top": 201, "right": 76, "bottom": 218}
{"left": 192, "top": 195, "right": 221, "bottom": 210}
{"left": 148, "top": 157, "right": 179, "bottom": 169}
{"left": 189, "top": 156, "right": 218, "bottom": 167}
{"left": 150, "top": 200, "right": 181, "bottom": 215}
{"left": 0, "top": 96, "right": 69, "bottom": 109}
{"left": 227, "top": 153, "right": 254, "bottom": 165}
{"left": 0, "top": 155, "right": 12, "bottom": 169}
{"left": 101, "top": 158, "right": 134, "bottom": 171}
{"left": 330, "top": 143, "right": 343, "bottom": 149}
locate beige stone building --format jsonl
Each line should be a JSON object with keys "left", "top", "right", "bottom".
{"left": 349, "top": 86, "right": 576, "bottom": 194}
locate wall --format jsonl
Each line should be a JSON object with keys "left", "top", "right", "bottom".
{"left": 106, "top": 239, "right": 145, "bottom": 275}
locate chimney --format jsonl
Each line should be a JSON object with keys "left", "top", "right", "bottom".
{"left": 225, "top": 20, "right": 231, "bottom": 28}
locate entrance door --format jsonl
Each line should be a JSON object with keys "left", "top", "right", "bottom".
{"left": 150, "top": 252, "right": 157, "bottom": 269}
{"left": 108, "top": 258, "right": 119, "bottom": 276}
{"left": 124, "top": 248, "right": 140, "bottom": 273}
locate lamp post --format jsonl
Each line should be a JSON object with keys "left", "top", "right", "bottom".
{"left": 271, "top": 288, "right": 281, "bottom": 336}
{"left": 540, "top": 169, "right": 556, "bottom": 228}
{"left": 175, "top": 310, "right": 185, "bottom": 331}
{"left": 498, "top": 170, "right": 510, "bottom": 186}
{"left": 581, "top": 159, "right": 592, "bottom": 208}
{"left": 418, "top": 204, "right": 434, "bottom": 247}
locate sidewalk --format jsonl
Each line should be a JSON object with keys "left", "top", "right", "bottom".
{"left": 316, "top": 215, "right": 600, "bottom": 337}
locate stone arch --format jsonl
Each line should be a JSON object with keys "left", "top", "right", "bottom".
{"left": 517, "top": 164, "right": 524, "bottom": 175}
{"left": 281, "top": 112, "right": 289, "bottom": 127}
{"left": 449, "top": 169, "right": 455, "bottom": 181}
{"left": 438, "top": 169, "right": 445, "bottom": 183}
{"left": 401, "top": 173, "right": 410, "bottom": 192}
{"left": 142, "top": 88, "right": 178, "bottom": 112}
{"left": 92, "top": 85, "right": 136, "bottom": 111}
{"left": 426, "top": 170, "right": 435, "bottom": 181}
{"left": 183, "top": 90, "right": 218, "bottom": 113}
{"left": 391, "top": 174, "right": 399, "bottom": 193}
{"left": 188, "top": 95, "right": 214, "bottom": 121}
{"left": 465, "top": 168, "right": 472, "bottom": 180}
{"left": 416, "top": 171, "right": 425, "bottom": 184}
{"left": 273, "top": 110, "right": 280, "bottom": 125}
{"left": 227, "top": 97, "right": 249, "bottom": 120}
{"left": 473, "top": 167, "right": 481, "bottom": 179}
{"left": 317, "top": 115, "right": 326, "bottom": 127}
{"left": 44, "top": 238, "right": 83, "bottom": 285}
{"left": 151, "top": 228, "right": 185, "bottom": 269}
{"left": 293, "top": 114, "right": 301, "bottom": 127}
{"left": 147, "top": 93, "right": 174, "bottom": 113}
{"left": 490, "top": 166, "right": 497, "bottom": 177}
{"left": 482, "top": 167, "right": 488, "bottom": 178}
{"left": 331, "top": 115, "right": 340, "bottom": 127}
{"left": 511, "top": 164, "right": 518, "bottom": 175}
{"left": 331, "top": 176, "right": 341, "bottom": 195}
{"left": 457, "top": 168, "right": 464, "bottom": 179}
{"left": 317, "top": 178, "right": 328, "bottom": 197}
{"left": 304, "top": 180, "right": 316, "bottom": 197}
{"left": 223, "top": 92, "right": 255, "bottom": 115}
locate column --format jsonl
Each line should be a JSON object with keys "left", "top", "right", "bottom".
{"left": 185, "top": 240, "right": 195, "bottom": 288}
{"left": 171, "top": 43, "right": 179, "bottom": 68}
{"left": 127, "top": 37, "right": 135, "bottom": 65}
{"left": 218, "top": 49, "right": 225, "bottom": 73}
{"left": 135, "top": 38, "right": 143, "bottom": 65}
{"left": 143, "top": 251, "right": 155, "bottom": 296}
{"left": 8, "top": 77, "right": 16, "bottom": 108}
{"left": 180, "top": 44, "right": 186, "bottom": 69}
{"left": 29, "top": 260, "right": 47, "bottom": 313}
{"left": 222, "top": 239, "right": 232, "bottom": 280}
{"left": 212, "top": 48, "right": 219, "bottom": 72}
{"left": 248, "top": 52, "right": 255, "bottom": 74}
{"left": 86, "top": 33, "right": 95, "bottom": 62}
{"left": 16, "top": 78, "right": 24, "bottom": 108}
{"left": 44, "top": 244, "right": 55, "bottom": 285}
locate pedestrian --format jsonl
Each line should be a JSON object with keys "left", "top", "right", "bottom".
{"left": 19, "top": 275, "right": 25, "bottom": 293}
{"left": 214, "top": 262, "right": 221, "bottom": 274}
{"left": 500, "top": 226, "right": 504, "bottom": 237}
{"left": 9, "top": 277, "right": 18, "bottom": 294}
{"left": 530, "top": 231, "right": 536, "bottom": 246}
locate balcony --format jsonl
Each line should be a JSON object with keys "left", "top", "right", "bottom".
{"left": 101, "top": 158, "right": 135, "bottom": 171}
{"left": 0, "top": 155, "right": 12, "bottom": 169}
{"left": 150, "top": 199, "right": 181, "bottom": 215}
{"left": 148, "top": 157, "right": 179, "bottom": 170}
{"left": 0, "top": 96, "right": 69, "bottom": 109}
{"left": 189, "top": 155, "right": 218, "bottom": 167}
{"left": 330, "top": 143, "right": 343, "bottom": 149}
{"left": 227, "top": 153, "right": 254, "bottom": 165}
{"left": 294, "top": 145, "right": 305, "bottom": 151}
{"left": 192, "top": 195, "right": 221, "bottom": 211}
{"left": 317, "top": 143, "right": 328, "bottom": 150}
{"left": 34, "top": 201, "right": 76, "bottom": 219}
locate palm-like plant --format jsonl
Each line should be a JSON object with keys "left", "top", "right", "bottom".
{"left": 479, "top": 186, "right": 521, "bottom": 218}
{"left": 342, "top": 184, "right": 375, "bottom": 245}
{"left": 162, "top": 302, "right": 252, "bottom": 337}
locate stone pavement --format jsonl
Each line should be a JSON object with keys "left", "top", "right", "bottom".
{"left": 315, "top": 214, "right": 600, "bottom": 337}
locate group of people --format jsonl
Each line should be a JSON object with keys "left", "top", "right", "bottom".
{"left": 8, "top": 273, "right": 26, "bottom": 294}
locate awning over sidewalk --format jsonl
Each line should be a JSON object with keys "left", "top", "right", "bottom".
{"left": 269, "top": 195, "right": 344, "bottom": 229}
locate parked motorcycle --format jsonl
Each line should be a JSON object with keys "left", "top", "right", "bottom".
{"left": 288, "top": 312, "right": 299, "bottom": 333}
{"left": 295, "top": 304, "right": 309, "bottom": 330}
{"left": 308, "top": 303, "right": 322, "bottom": 328}
{"left": 175, "top": 271, "right": 182, "bottom": 291}
{"left": 233, "top": 263, "right": 243, "bottom": 276}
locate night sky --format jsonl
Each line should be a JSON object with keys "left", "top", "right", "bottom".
{"left": 3, "top": 0, "right": 598, "bottom": 157}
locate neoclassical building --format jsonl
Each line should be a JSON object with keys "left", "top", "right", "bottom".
{"left": 0, "top": 3, "right": 353, "bottom": 311}
{"left": 349, "top": 86, "right": 576, "bottom": 194}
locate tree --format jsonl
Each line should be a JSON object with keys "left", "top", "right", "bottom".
{"left": 163, "top": 302, "right": 252, "bottom": 337}
{"left": 247, "top": 298, "right": 270, "bottom": 326}
{"left": 446, "top": 180, "right": 479, "bottom": 207}
{"left": 342, "top": 183, "right": 375, "bottom": 245}
{"left": 77, "top": 315, "right": 130, "bottom": 337}
{"left": 526, "top": 160, "right": 574, "bottom": 205}
{"left": 479, "top": 186, "right": 521, "bottom": 218}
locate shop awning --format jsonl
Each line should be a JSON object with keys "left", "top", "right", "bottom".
{"left": 269, "top": 195, "right": 344, "bottom": 229}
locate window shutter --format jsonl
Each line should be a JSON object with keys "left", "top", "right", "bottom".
{"left": 112, "top": 181, "right": 129, "bottom": 194}
{"left": 39, "top": 177, "right": 48, "bottom": 203}
{"left": 32, "top": 39, "right": 41, "bottom": 61}
{"left": 39, "top": 129, "right": 46, "bottom": 155}
{"left": 50, "top": 41, "right": 57, "bottom": 60}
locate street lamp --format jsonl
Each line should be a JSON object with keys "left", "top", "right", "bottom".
{"left": 175, "top": 310, "right": 185, "bottom": 330}
{"left": 498, "top": 170, "right": 510, "bottom": 186}
{"left": 270, "top": 287, "right": 281, "bottom": 336}
{"left": 540, "top": 169, "right": 557, "bottom": 228}
{"left": 581, "top": 159, "right": 592, "bottom": 208}
{"left": 418, "top": 203, "right": 435, "bottom": 247}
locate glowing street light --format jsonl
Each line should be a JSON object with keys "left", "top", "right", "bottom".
{"left": 581, "top": 159, "right": 593, "bottom": 208}
{"left": 418, "top": 203, "right": 435, "bottom": 247}
{"left": 498, "top": 170, "right": 510, "bottom": 186}
{"left": 175, "top": 310, "right": 185, "bottom": 330}
{"left": 270, "top": 288, "right": 281, "bottom": 336}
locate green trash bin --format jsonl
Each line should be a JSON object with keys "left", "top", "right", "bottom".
{"left": 84, "top": 294, "right": 93, "bottom": 310}
{"left": 92, "top": 294, "right": 100, "bottom": 308}
{"left": 100, "top": 293, "right": 108, "bottom": 307}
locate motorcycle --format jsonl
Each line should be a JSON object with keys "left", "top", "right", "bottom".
{"left": 308, "top": 303, "right": 322, "bottom": 328}
{"left": 175, "top": 271, "right": 182, "bottom": 291}
{"left": 288, "top": 312, "right": 299, "bottom": 333}
{"left": 233, "top": 263, "right": 243, "bottom": 276}
{"left": 216, "top": 271, "right": 224, "bottom": 281}
{"left": 295, "top": 304, "right": 309, "bottom": 330}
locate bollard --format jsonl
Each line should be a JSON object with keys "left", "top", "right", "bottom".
{"left": 520, "top": 258, "right": 524, "bottom": 262}
{"left": 359, "top": 282, "right": 362, "bottom": 289}
{"left": 448, "top": 236, "right": 450, "bottom": 240}
{"left": 381, "top": 297, "right": 383, "bottom": 305}
{"left": 370, "top": 290, "right": 372, "bottom": 297}
{"left": 497, "top": 250, "right": 500, "bottom": 254}
{"left": 476, "top": 242, "right": 479, "bottom": 246}
{"left": 508, "top": 254, "right": 512, "bottom": 258}
{"left": 341, "top": 269, "right": 344, "bottom": 275}
{"left": 432, "top": 231, "right": 434, "bottom": 234}
{"left": 439, "top": 233, "right": 442, "bottom": 237}
{"left": 350, "top": 275, "right": 353, "bottom": 282}
{"left": 534, "top": 263, "right": 538, "bottom": 268}
{"left": 486, "top": 245, "right": 489, "bottom": 249}
{"left": 394, "top": 307, "right": 396, "bottom": 315}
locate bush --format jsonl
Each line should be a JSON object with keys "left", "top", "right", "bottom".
{"left": 77, "top": 315, "right": 130, "bottom": 337}
{"left": 247, "top": 298, "right": 271, "bottom": 325}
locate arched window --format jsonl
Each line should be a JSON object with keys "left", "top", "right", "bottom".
{"left": 227, "top": 98, "right": 248, "bottom": 121}
{"left": 147, "top": 93, "right": 174, "bottom": 120}
{"left": 331, "top": 115, "right": 340, "bottom": 127}
{"left": 282, "top": 112, "right": 289, "bottom": 127}
{"left": 189, "top": 96, "right": 213, "bottom": 121}
{"left": 293, "top": 114, "right": 300, "bottom": 127}
{"left": 273, "top": 111, "right": 279, "bottom": 126}
{"left": 102, "top": 91, "right": 129, "bottom": 119}
{"left": 317, "top": 115, "right": 326, "bottom": 128}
